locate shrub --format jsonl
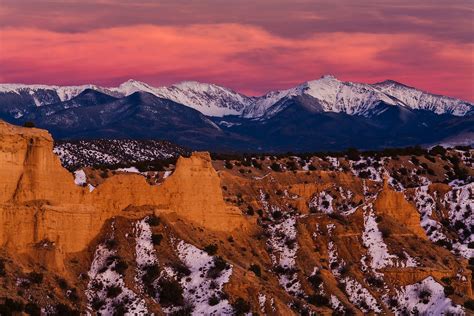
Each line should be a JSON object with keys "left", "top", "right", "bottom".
{"left": 142, "top": 264, "right": 160, "bottom": 296}
{"left": 24, "top": 302, "right": 41, "bottom": 316}
{"left": 328, "top": 212, "right": 347, "bottom": 224}
{"left": 208, "top": 295, "right": 220, "bottom": 306}
{"left": 424, "top": 155, "right": 436, "bottom": 163}
{"left": 441, "top": 277, "right": 452, "bottom": 284}
{"left": 307, "top": 294, "right": 329, "bottom": 307}
{"left": 171, "top": 262, "right": 191, "bottom": 277}
{"left": 418, "top": 288, "right": 431, "bottom": 304}
{"left": 454, "top": 220, "right": 467, "bottom": 231}
{"left": 270, "top": 162, "right": 282, "bottom": 172}
{"left": 359, "top": 170, "right": 372, "bottom": 179}
{"left": 430, "top": 145, "right": 446, "bottom": 156}
{"left": 272, "top": 210, "right": 282, "bottom": 220}
{"left": 436, "top": 239, "right": 453, "bottom": 250}
{"left": 444, "top": 285, "right": 455, "bottom": 296}
{"left": 57, "top": 277, "right": 68, "bottom": 290}
{"left": 23, "top": 121, "right": 35, "bottom": 128}
{"left": 286, "top": 161, "right": 298, "bottom": 171}
{"left": 387, "top": 297, "right": 399, "bottom": 308}
{"left": 204, "top": 244, "right": 218, "bottom": 255}
{"left": 146, "top": 215, "right": 161, "bottom": 226}
{"left": 380, "top": 227, "right": 391, "bottom": 239}
{"left": 151, "top": 234, "right": 163, "bottom": 245}
{"left": 308, "top": 273, "right": 323, "bottom": 289}
{"left": 158, "top": 279, "right": 184, "bottom": 306}
{"left": 241, "top": 159, "right": 252, "bottom": 167}
{"left": 321, "top": 200, "right": 330, "bottom": 209}
{"left": 207, "top": 257, "right": 229, "bottom": 279}
{"left": 0, "top": 298, "right": 24, "bottom": 314}
{"left": 113, "top": 260, "right": 128, "bottom": 275}
{"left": 464, "top": 299, "right": 474, "bottom": 310}
{"left": 27, "top": 272, "right": 43, "bottom": 284}
{"left": 249, "top": 264, "right": 261, "bottom": 277}
{"left": 106, "top": 285, "right": 122, "bottom": 298}
{"left": 367, "top": 276, "right": 384, "bottom": 288}
{"left": 55, "top": 304, "right": 79, "bottom": 316}
{"left": 246, "top": 206, "right": 254, "bottom": 216}
{"left": 105, "top": 239, "right": 118, "bottom": 250}
{"left": 224, "top": 161, "right": 233, "bottom": 169}
{"left": 345, "top": 148, "right": 360, "bottom": 161}
{"left": 0, "top": 259, "right": 5, "bottom": 277}
{"left": 232, "top": 298, "right": 251, "bottom": 315}
{"left": 339, "top": 264, "right": 350, "bottom": 276}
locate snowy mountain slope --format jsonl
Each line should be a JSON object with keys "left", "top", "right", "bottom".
{"left": 243, "top": 75, "right": 473, "bottom": 119}
{"left": 374, "top": 80, "right": 472, "bottom": 116}
{"left": 0, "top": 80, "right": 254, "bottom": 117}
{"left": 123, "top": 80, "right": 255, "bottom": 117}
{"left": 0, "top": 83, "right": 119, "bottom": 104}
{"left": 1, "top": 76, "right": 472, "bottom": 120}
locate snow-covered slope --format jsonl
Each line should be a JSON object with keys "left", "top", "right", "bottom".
{"left": 242, "top": 74, "right": 474, "bottom": 119}
{"left": 0, "top": 80, "right": 253, "bottom": 117}
{"left": 0, "top": 83, "right": 117, "bottom": 104}
{"left": 242, "top": 75, "right": 405, "bottom": 118}
{"left": 374, "top": 80, "right": 472, "bottom": 116}
{"left": 1, "top": 76, "right": 472, "bottom": 118}
{"left": 135, "top": 81, "right": 254, "bottom": 117}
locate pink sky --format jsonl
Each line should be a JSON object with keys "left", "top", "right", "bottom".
{"left": 0, "top": 1, "right": 473, "bottom": 100}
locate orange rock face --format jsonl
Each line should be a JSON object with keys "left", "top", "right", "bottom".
{"left": 0, "top": 121, "right": 83, "bottom": 204}
{"left": 374, "top": 180, "right": 428, "bottom": 239}
{"left": 0, "top": 121, "right": 245, "bottom": 270}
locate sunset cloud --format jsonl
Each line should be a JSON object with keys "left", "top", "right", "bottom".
{"left": 0, "top": 1, "right": 472, "bottom": 100}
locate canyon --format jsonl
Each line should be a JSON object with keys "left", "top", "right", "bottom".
{"left": 0, "top": 120, "right": 473, "bottom": 315}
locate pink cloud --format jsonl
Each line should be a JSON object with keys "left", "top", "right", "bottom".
{"left": 0, "top": 24, "right": 472, "bottom": 100}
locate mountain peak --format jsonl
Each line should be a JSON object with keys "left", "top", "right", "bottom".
{"left": 119, "top": 79, "right": 150, "bottom": 88}
{"left": 375, "top": 79, "right": 413, "bottom": 89}
{"left": 320, "top": 74, "right": 338, "bottom": 80}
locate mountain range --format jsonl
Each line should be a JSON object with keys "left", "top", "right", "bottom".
{"left": 0, "top": 75, "right": 472, "bottom": 151}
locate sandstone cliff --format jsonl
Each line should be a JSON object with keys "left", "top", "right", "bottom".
{"left": 0, "top": 121, "right": 245, "bottom": 270}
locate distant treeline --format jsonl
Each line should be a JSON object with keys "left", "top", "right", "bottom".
{"left": 210, "top": 145, "right": 472, "bottom": 162}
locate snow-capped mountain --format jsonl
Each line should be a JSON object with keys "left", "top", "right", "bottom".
{"left": 0, "top": 80, "right": 254, "bottom": 117}
{"left": 0, "top": 83, "right": 118, "bottom": 105}
{"left": 243, "top": 75, "right": 472, "bottom": 119}
{"left": 0, "top": 75, "right": 471, "bottom": 120}
{"left": 114, "top": 80, "right": 254, "bottom": 117}
{"left": 242, "top": 75, "right": 403, "bottom": 118}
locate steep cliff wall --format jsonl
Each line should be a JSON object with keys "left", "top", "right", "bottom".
{"left": 0, "top": 121, "right": 245, "bottom": 270}
{"left": 0, "top": 121, "right": 83, "bottom": 204}
{"left": 374, "top": 180, "right": 427, "bottom": 239}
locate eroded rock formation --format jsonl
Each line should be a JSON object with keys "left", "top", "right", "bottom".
{"left": 0, "top": 121, "right": 245, "bottom": 270}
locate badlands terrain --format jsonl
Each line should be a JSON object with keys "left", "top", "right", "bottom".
{"left": 0, "top": 120, "right": 473, "bottom": 315}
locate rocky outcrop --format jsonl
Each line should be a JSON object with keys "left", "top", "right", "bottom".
{"left": 0, "top": 121, "right": 245, "bottom": 270}
{"left": 374, "top": 180, "right": 427, "bottom": 239}
{"left": 0, "top": 121, "right": 83, "bottom": 204}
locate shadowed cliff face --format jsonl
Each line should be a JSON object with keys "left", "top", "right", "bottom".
{"left": 0, "top": 121, "right": 472, "bottom": 315}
